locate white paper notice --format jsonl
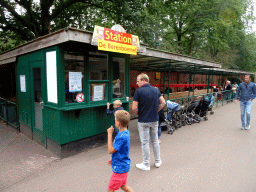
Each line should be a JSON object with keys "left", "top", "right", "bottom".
{"left": 93, "top": 85, "right": 104, "bottom": 101}
{"left": 20, "top": 75, "right": 26, "bottom": 92}
{"left": 69, "top": 72, "right": 82, "bottom": 92}
{"left": 46, "top": 51, "right": 58, "bottom": 103}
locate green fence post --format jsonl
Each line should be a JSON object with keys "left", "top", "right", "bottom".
{"left": 5, "top": 99, "right": 8, "bottom": 125}
{"left": 193, "top": 66, "right": 195, "bottom": 97}
{"left": 168, "top": 64, "right": 171, "bottom": 101}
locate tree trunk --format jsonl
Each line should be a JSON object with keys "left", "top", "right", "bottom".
{"left": 40, "top": 1, "right": 51, "bottom": 36}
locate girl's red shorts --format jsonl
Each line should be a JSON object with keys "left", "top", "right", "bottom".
{"left": 108, "top": 172, "right": 128, "bottom": 191}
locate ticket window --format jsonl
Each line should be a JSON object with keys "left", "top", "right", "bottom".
{"left": 112, "top": 57, "right": 125, "bottom": 98}
{"left": 89, "top": 52, "right": 108, "bottom": 101}
{"left": 64, "top": 52, "right": 84, "bottom": 103}
{"left": 63, "top": 50, "right": 126, "bottom": 104}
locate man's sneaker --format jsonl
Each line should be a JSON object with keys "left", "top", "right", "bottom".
{"left": 240, "top": 126, "right": 245, "bottom": 130}
{"left": 136, "top": 163, "right": 150, "bottom": 171}
{"left": 245, "top": 125, "right": 251, "bottom": 130}
{"left": 155, "top": 160, "right": 162, "bottom": 168}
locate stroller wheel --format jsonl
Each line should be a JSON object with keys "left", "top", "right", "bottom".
{"left": 210, "top": 111, "right": 214, "bottom": 115}
{"left": 195, "top": 115, "right": 201, "bottom": 121}
{"left": 186, "top": 119, "right": 192, "bottom": 125}
{"left": 167, "top": 125, "right": 174, "bottom": 134}
{"left": 204, "top": 116, "right": 208, "bottom": 121}
{"left": 167, "top": 129, "right": 174, "bottom": 134}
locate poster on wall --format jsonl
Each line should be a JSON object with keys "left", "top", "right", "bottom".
{"left": 156, "top": 72, "right": 161, "bottom": 80}
{"left": 93, "top": 85, "right": 104, "bottom": 101}
{"left": 69, "top": 72, "right": 82, "bottom": 92}
{"left": 20, "top": 75, "right": 26, "bottom": 92}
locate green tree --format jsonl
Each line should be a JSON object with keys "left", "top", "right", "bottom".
{"left": 0, "top": 0, "right": 142, "bottom": 41}
{"left": 1, "top": 0, "right": 256, "bottom": 73}
{"left": 235, "top": 33, "right": 256, "bottom": 71}
{"left": 162, "top": 0, "right": 216, "bottom": 54}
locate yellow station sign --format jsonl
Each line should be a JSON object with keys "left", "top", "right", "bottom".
{"left": 91, "top": 25, "right": 140, "bottom": 55}
{"left": 98, "top": 39, "right": 137, "bottom": 55}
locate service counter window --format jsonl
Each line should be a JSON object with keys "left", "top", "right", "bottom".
{"left": 64, "top": 52, "right": 84, "bottom": 103}
{"left": 112, "top": 57, "right": 125, "bottom": 98}
{"left": 89, "top": 52, "right": 108, "bottom": 80}
{"left": 62, "top": 49, "right": 127, "bottom": 108}
{"left": 90, "top": 83, "right": 107, "bottom": 101}
{"left": 89, "top": 52, "right": 108, "bottom": 101}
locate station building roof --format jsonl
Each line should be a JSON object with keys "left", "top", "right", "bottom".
{"left": 0, "top": 27, "right": 253, "bottom": 76}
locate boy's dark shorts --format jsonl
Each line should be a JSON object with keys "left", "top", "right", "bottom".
{"left": 108, "top": 172, "right": 128, "bottom": 190}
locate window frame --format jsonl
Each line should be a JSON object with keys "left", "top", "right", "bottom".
{"left": 63, "top": 51, "right": 86, "bottom": 105}
{"left": 57, "top": 45, "right": 130, "bottom": 111}
{"left": 87, "top": 51, "right": 110, "bottom": 104}
{"left": 112, "top": 56, "right": 127, "bottom": 100}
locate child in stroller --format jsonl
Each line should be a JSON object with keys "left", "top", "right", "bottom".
{"left": 166, "top": 101, "right": 181, "bottom": 134}
{"left": 205, "top": 94, "right": 215, "bottom": 115}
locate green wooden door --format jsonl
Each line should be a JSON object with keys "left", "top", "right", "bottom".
{"left": 17, "top": 52, "right": 46, "bottom": 146}
{"left": 17, "top": 55, "right": 33, "bottom": 137}
{"left": 30, "top": 61, "right": 46, "bottom": 146}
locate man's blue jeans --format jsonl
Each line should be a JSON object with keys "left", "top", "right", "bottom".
{"left": 138, "top": 122, "right": 161, "bottom": 166}
{"left": 240, "top": 100, "right": 252, "bottom": 127}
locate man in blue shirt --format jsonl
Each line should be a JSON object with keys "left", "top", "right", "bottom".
{"left": 235, "top": 75, "right": 256, "bottom": 130}
{"left": 132, "top": 73, "right": 166, "bottom": 171}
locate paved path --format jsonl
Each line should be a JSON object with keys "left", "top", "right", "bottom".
{"left": 1, "top": 101, "right": 256, "bottom": 192}
{"left": 0, "top": 122, "right": 59, "bottom": 191}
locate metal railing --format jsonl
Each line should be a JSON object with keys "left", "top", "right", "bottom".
{"left": 0, "top": 97, "right": 19, "bottom": 130}
{"left": 167, "top": 90, "right": 235, "bottom": 108}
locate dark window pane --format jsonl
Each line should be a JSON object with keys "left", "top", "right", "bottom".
{"left": 112, "top": 57, "right": 125, "bottom": 98}
{"left": 64, "top": 52, "right": 84, "bottom": 103}
{"left": 89, "top": 52, "right": 108, "bottom": 80}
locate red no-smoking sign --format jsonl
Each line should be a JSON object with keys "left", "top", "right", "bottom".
{"left": 76, "top": 93, "right": 84, "bottom": 103}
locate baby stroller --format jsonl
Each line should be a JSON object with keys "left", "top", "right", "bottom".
{"left": 195, "top": 99, "right": 210, "bottom": 120}
{"left": 205, "top": 94, "right": 215, "bottom": 115}
{"left": 178, "top": 99, "right": 200, "bottom": 126}
{"left": 187, "top": 100, "right": 201, "bottom": 123}
{"left": 166, "top": 101, "right": 181, "bottom": 134}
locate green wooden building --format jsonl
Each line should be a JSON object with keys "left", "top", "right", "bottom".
{"left": 1, "top": 28, "right": 133, "bottom": 156}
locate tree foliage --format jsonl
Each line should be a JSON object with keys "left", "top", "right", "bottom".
{"left": 0, "top": 0, "right": 256, "bottom": 72}
{"left": 0, "top": 0, "right": 143, "bottom": 40}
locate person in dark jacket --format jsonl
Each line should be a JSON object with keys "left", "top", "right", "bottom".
{"left": 235, "top": 75, "right": 256, "bottom": 130}
{"left": 107, "top": 100, "right": 124, "bottom": 137}
{"left": 225, "top": 81, "right": 232, "bottom": 101}
{"left": 225, "top": 81, "right": 232, "bottom": 90}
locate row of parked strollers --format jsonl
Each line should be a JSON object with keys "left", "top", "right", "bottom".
{"left": 161, "top": 94, "right": 215, "bottom": 134}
